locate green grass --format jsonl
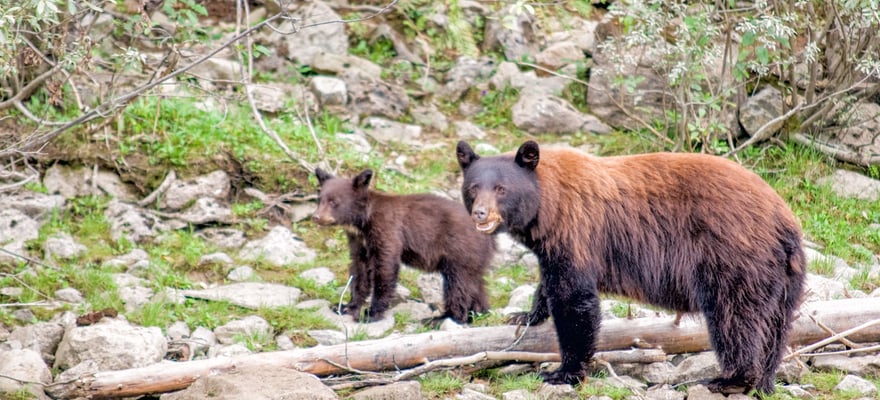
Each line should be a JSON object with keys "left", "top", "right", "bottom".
{"left": 418, "top": 371, "right": 466, "bottom": 399}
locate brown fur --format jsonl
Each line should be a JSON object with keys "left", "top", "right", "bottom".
{"left": 313, "top": 168, "right": 496, "bottom": 323}
{"left": 457, "top": 141, "right": 806, "bottom": 394}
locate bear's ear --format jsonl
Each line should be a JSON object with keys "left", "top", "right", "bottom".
{"left": 456, "top": 141, "right": 480, "bottom": 170}
{"left": 515, "top": 141, "right": 540, "bottom": 170}
{"left": 315, "top": 168, "right": 333, "bottom": 185}
{"left": 353, "top": 169, "right": 373, "bottom": 190}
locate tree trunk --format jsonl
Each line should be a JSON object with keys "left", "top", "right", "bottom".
{"left": 47, "top": 298, "right": 880, "bottom": 399}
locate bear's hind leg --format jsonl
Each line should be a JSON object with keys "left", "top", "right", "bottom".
{"left": 700, "top": 295, "right": 767, "bottom": 394}
{"left": 542, "top": 275, "right": 601, "bottom": 385}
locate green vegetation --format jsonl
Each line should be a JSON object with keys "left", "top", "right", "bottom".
{"left": 418, "top": 371, "right": 467, "bottom": 399}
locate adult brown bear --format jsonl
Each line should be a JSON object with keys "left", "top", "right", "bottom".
{"left": 456, "top": 140, "right": 805, "bottom": 394}
{"left": 312, "top": 168, "right": 496, "bottom": 323}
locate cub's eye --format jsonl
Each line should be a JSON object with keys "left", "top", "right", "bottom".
{"left": 328, "top": 199, "right": 337, "bottom": 207}
{"left": 494, "top": 185, "right": 506, "bottom": 195}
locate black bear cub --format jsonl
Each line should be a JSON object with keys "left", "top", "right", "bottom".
{"left": 456, "top": 140, "right": 805, "bottom": 395}
{"left": 312, "top": 168, "right": 496, "bottom": 323}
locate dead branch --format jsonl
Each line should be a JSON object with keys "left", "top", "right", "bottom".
{"left": 45, "top": 298, "right": 880, "bottom": 399}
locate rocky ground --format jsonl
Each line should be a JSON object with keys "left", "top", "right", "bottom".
{"left": 2, "top": 0, "right": 880, "bottom": 399}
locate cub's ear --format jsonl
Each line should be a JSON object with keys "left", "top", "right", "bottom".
{"left": 515, "top": 141, "right": 540, "bottom": 170}
{"left": 315, "top": 168, "right": 333, "bottom": 185}
{"left": 353, "top": 169, "right": 373, "bottom": 189}
{"left": 456, "top": 141, "right": 480, "bottom": 170}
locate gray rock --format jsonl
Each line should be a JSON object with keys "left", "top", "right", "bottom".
{"left": 0, "top": 209, "right": 40, "bottom": 263}
{"left": 833, "top": 374, "right": 878, "bottom": 396}
{"left": 312, "top": 52, "right": 382, "bottom": 80}
{"left": 160, "top": 170, "right": 230, "bottom": 211}
{"left": 457, "top": 388, "right": 497, "bottom": 400}
{"left": 685, "top": 384, "right": 751, "bottom": 400}
{"left": 160, "top": 366, "right": 338, "bottom": 399}
{"left": 105, "top": 199, "right": 168, "bottom": 243}
{"left": 3, "top": 191, "right": 65, "bottom": 220}
{"left": 171, "top": 197, "right": 234, "bottom": 225}
{"left": 245, "top": 83, "right": 295, "bottom": 113}
{"left": 43, "top": 164, "right": 136, "bottom": 200}
{"left": 823, "top": 101, "right": 880, "bottom": 162}
{"left": 8, "top": 322, "right": 65, "bottom": 365}
{"left": 345, "top": 74, "right": 410, "bottom": 119}
{"left": 187, "top": 55, "right": 242, "bottom": 87}
{"left": 483, "top": 4, "right": 539, "bottom": 61}
{"left": 191, "top": 326, "right": 217, "bottom": 355}
{"left": 299, "top": 267, "right": 336, "bottom": 286}
{"left": 512, "top": 94, "right": 611, "bottom": 135}
{"left": 239, "top": 226, "right": 317, "bottom": 266}
{"left": 811, "top": 354, "right": 880, "bottom": 376}
{"left": 438, "top": 57, "right": 496, "bottom": 101}
{"left": 46, "top": 360, "right": 100, "bottom": 398}
{"left": 227, "top": 265, "right": 257, "bottom": 282}
{"left": 166, "top": 321, "right": 191, "bottom": 341}
{"left": 672, "top": 352, "right": 721, "bottom": 383}
{"left": 416, "top": 273, "right": 444, "bottom": 308}
{"left": 310, "top": 76, "right": 348, "bottom": 106}
{"left": 506, "top": 285, "right": 536, "bottom": 311}
{"left": 114, "top": 273, "right": 154, "bottom": 312}
{"left": 103, "top": 248, "right": 150, "bottom": 268}
{"left": 180, "top": 282, "right": 301, "bottom": 309}
{"left": 391, "top": 301, "right": 437, "bottom": 322}
{"left": 200, "top": 252, "right": 234, "bottom": 266}
{"left": 275, "top": 334, "right": 295, "bottom": 350}
{"left": 454, "top": 120, "right": 486, "bottom": 140}
{"left": 197, "top": 227, "right": 248, "bottom": 249}
{"left": 54, "top": 318, "right": 167, "bottom": 371}
{"left": 349, "top": 381, "right": 421, "bottom": 400}
{"left": 411, "top": 105, "right": 450, "bottom": 132}
{"left": 806, "top": 273, "right": 847, "bottom": 301}
{"left": 214, "top": 315, "right": 272, "bottom": 345}
{"left": 208, "top": 343, "right": 252, "bottom": 358}
{"left": 500, "top": 389, "right": 531, "bottom": 400}
{"left": 363, "top": 117, "right": 422, "bottom": 146}
{"left": 13, "top": 309, "right": 35, "bottom": 323}
{"left": 535, "top": 41, "right": 583, "bottom": 71}
{"left": 439, "top": 318, "right": 464, "bottom": 331}
{"left": 817, "top": 169, "right": 880, "bottom": 201}
{"left": 43, "top": 232, "right": 87, "bottom": 260}
{"left": 536, "top": 383, "right": 578, "bottom": 399}
{"left": 308, "top": 329, "right": 346, "bottom": 346}
{"left": 55, "top": 287, "right": 84, "bottom": 303}
{"left": 547, "top": 19, "right": 599, "bottom": 54}
{"left": 644, "top": 384, "right": 685, "bottom": 400}
{"left": 739, "top": 86, "right": 784, "bottom": 138}
{"left": 314, "top": 305, "right": 395, "bottom": 338}
{"left": 0, "top": 349, "right": 52, "bottom": 399}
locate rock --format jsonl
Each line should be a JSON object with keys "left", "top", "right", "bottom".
{"left": 166, "top": 321, "right": 191, "bottom": 341}
{"left": 227, "top": 265, "right": 257, "bottom": 282}
{"left": 270, "top": 2, "right": 347, "bottom": 66}
{"left": 535, "top": 41, "right": 583, "bottom": 71}
{"left": 200, "top": 252, "right": 234, "bottom": 266}
{"left": 391, "top": 301, "right": 437, "bottom": 322}
{"left": 43, "top": 164, "right": 136, "bottom": 200}
{"left": 344, "top": 74, "right": 410, "bottom": 119}
{"left": 482, "top": 4, "right": 539, "bottom": 61}
{"left": 739, "top": 86, "right": 784, "bottom": 138}
{"left": 312, "top": 52, "right": 383, "bottom": 80}
{"left": 512, "top": 94, "right": 611, "bottom": 135}
{"left": 170, "top": 197, "right": 234, "bottom": 225}
{"left": 0, "top": 349, "right": 52, "bottom": 399}
{"left": 214, "top": 315, "right": 272, "bottom": 345}
{"left": 0, "top": 209, "right": 40, "bottom": 263}
{"left": 547, "top": 19, "right": 599, "bottom": 54}
{"left": 644, "top": 384, "right": 685, "bottom": 400}
{"left": 55, "top": 287, "right": 84, "bottom": 303}
{"left": 299, "top": 267, "right": 336, "bottom": 286}
{"left": 103, "top": 248, "right": 150, "bottom": 268}
{"left": 160, "top": 170, "right": 230, "bottom": 211}
{"left": 180, "top": 282, "right": 301, "bottom": 309}
{"left": 454, "top": 120, "right": 486, "bottom": 140}
{"left": 308, "top": 329, "right": 346, "bottom": 346}
{"left": 671, "top": 352, "right": 721, "bottom": 383}
{"left": 817, "top": 169, "right": 880, "bottom": 201}
{"left": 54, "top": 318, "right": 167, "bottom": 371}
{"left": 239, "top": 226, "right": 317, "bottom": 266}
{"left": 187, "top": 55, "right": 242, "bottom": 87}
{"left": 197, "top": 227, "right": 248, "bottom": 249}
{"left": 114, "top": 273, "right": 155, "bottom": 312}
{"left": 823, "top": 101, "right": 880, "bottom": 161}
{"left": 13, "top": 309, "right": 36, "bottom": 323}
{"left": 208, "top": 343, "right": 252, "bottom": 358}
{"left": 8, "top": 322, "right": 65, "bottom": 365}
{"left": 411, "top": 104, "right": 450, "bottom": 132}
{"left": 314, "top": 305, "right": 395, "bottom": 338}
{"left": 43, "top": 232, "right": 87, "bottom": 260}
{"left": 3, "top": 191, "right": 65, "bottom": 220}
{"left": 191, "top": 326, "right": 217, "bottom": 355}
{"left": 363, "top": 117, "right": 422, "bottom": 146}
{"left": 105, "top": 199, "right": 168, "bottom": 243}
{"left": 310, "top": 76, "right": 348, "bottom": 106}
{"left": 536, "top": 383, "right": 578, "bottom": 399}
{"left": 457, "top": 388, "right": 497, "bottom": 400}
{"left": 160, "top": 366, "right": 338, "bottom": 399}
{"left": 811, "top": 354, "right": 880, "bottom": 376}
{"left": 349, "top": 381, "right": 422, "bottom": 400}
{"left": 416, "top": 273, "right": 444, "bottom": 308}
{"left": 438, "top": 57, "right": 496, "bottom": 101}
{"left": 506, "top": 285, "right": 536, "bottom": 310}
{"left": 500, "top": 389, "right": 531, "bottom": 400}
{"left": 833, "top": 374, "right": 878, "bottom": 396}
{"left": 806, "top": 273, "right": 847, "bottom": 301}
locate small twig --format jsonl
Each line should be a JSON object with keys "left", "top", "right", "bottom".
{"left": 811, "top": 314, "right": 862, "bottom": 349}
{"left": 724, "top": 102, "right": 804, "bottom": 157}
{"left": 785, "top": 318, "right": 880, "bottom": 360}
{"left": 800, "top": 343, "right": 880, "bottom": 357}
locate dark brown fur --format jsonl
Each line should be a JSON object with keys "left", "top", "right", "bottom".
{"left": 313, "top": 168, "right": 496, "bottom": 323}
{"left": 457, "top": 141, "right": 805, "bottom": 394}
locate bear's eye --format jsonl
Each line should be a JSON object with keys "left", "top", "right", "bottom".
{"left": 328, "top": 199, "right": 337, "bottom": 207}
{"left": 494, "top": 185, "right": 506, "bottom": 196}
{"left": 467, "top": 186, "right": 477, "bottom": 198}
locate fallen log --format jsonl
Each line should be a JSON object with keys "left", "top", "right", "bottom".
{"left": 47, "top": 298, "right": 880, "bottom": 399}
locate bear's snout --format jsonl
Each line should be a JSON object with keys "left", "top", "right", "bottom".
{"left": 312, "top": 211, "right": 335, "bottom": 226}
{"left": 472, "top": 206, "right": 489, "bottom": 223}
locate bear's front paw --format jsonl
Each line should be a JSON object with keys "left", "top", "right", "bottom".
{"left": 507, "top": 311, "right": 547, "bottom": 326}
{"left": 705, "top": 377, "right": 752, "bottom": 394}
{"left": 540, "top": 369, "right": 584, "bottom": 386}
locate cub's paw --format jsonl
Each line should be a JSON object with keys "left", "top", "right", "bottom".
{"left": 507, "top": 311, "right": 547, "bottom": 326}
{"left": 540, "top": 369, "right": 584, "bottom": 386}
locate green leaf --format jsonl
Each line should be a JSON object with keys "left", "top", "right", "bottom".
{"left": 756, "top": 46, "right": 770, "bottom": 65}
{"left": 741, "top": 31, "right": 756, "bottom": 47}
